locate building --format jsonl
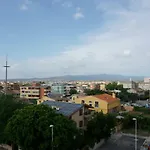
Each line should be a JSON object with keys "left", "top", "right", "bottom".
{"left": 100, "top": 84, "right": 106, "bottom": 90}
{"left": 20, "top": 86, "right": 50, "bottom": 100}
{"left": 118, "top": 81, "right": 138, "bottom": 89}
{"left": 51, "top": 83, "right": 66, "bottom": 95}
{"left": 72, "top": 93, "right": 121, "bottom": 114}
{"left": 138, "top": 82, "right": 150, "bottom": 90}
{"left": 42, "top": 100, "right": 93, "bottom": 129}
{"left": 51, "top": 83, "right": 76, "bottom": 96}
{"left": 37, "top": 96, "right": 55, "bottom": 105}
{"left": 7, "top": 90, "right": 20, "bottom": 97}
{"left": 144, "top": 78, "right": 150, "bottom": 83}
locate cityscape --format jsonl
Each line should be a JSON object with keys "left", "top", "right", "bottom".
{"left": 1, "top": 0, "right": 150, "bottom": 150}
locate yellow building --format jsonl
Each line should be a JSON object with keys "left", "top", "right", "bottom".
{"left": 20, "top": 86, "right": 50, "bottom": 100}
{"left": 100, "top": 84, "right": 106, "bottom": 90}
{"left": 72, "top": 93, "right": 121, "bottom": 114}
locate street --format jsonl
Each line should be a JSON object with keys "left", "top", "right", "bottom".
{"left": 98, "top": 134, "right": 145, "bottom": 150}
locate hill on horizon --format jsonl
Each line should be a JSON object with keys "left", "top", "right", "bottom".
{"left": 6, "top": 74, "right": 144, "bottom": 82}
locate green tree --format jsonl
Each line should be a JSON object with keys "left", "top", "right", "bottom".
{"left": 85, "top": 112, "right": 116, "bottom": 147}
{"left": 106, "top": 82, "right": 123, "bottom": 91}
{"left": 84, "top": 89, "right": 105, "bottom": 96}
{"left": 69, "top": 89, "right": 78, "bottom": 95}
{"left": 5, "top": 104, "right": 80, "bottom": 150}
{"left": 0, "top": 94, "right": 27, "bottom": 143}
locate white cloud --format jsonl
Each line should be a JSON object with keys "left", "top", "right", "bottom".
{"left": 1, "top": 0, "right": 150, "bottom": 79}
{"left": 20, "top": 0, "right": 32, "bottom": 11}
{"left": 62, "top": 2, "right": 72, "bottom": 8}
{"left": 73, "top": 12, "right": 84, "bottom": 20}
{"left": 20, "top": 4, "right": 28, "bottom": 10}
{"left": 73, "top": 7, "right": 84, "bottom": 20}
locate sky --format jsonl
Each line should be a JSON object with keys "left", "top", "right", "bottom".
{"left": 0, "top": 0, "right": 150, "bottom": 79}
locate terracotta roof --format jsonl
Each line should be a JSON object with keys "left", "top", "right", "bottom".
{"left": 94, "top": 94, "right": 119, "bottom": 103}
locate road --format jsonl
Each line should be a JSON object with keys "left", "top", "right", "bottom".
{"left": 97, "top": 134, "right": 145, "bottom": 150}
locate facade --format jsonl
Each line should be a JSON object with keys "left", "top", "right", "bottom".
{"left": 72, "top": 93, "right": 121, "bottom": 114}
{"left": 51, "top": 84, "right": 66, "bottom": 95}
{"left": 51, "top": 83, "right": 76, "bottom": 95}
{"left": 20, "top": 86, "right": 50, "bottom": 100}
{"left": 100, "top": 84, "right": 106, "bottom": 90}
{"left": 144, "top": 78, "right": 150, "bottom": 83}
{"left": 138, "top": 82, "right": 150, "bottom": 90}
{"left": 119, "top": 81, "right": 138, "bottom": 89}
{"left": 42, "top": 100, "right": 88, "bottom": 129}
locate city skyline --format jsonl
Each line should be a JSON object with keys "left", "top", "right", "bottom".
{"left": 0, "top": 0, "right": 150, "bottom": 78}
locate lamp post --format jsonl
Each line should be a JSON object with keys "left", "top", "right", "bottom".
{"left": 133, "top": 118, "right": 137, "bottom": 150}
{"left": 50, "top": 125, "right": 54, "bottom": 150}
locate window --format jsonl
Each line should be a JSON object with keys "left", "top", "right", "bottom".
{"left": 79, "top": 121, "right": 83, "bottom": 127}
{"left": 89, "top": 101, "right": 92, "bottom": 103}
{"left": 95, "top": 101, "right": 99, "bottom": 107}
{"left": 89, "top": 104, "right": 92, "bottom": 107}
{"left": 79, "top": 109, "right": 83, "bottom": 116}
{"left": 81, "top": 100, "right": 85, "bottom": 104}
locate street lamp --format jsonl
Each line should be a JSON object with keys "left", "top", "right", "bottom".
{"left": 50, "top": 125, "right": 54, "bottom": 150}
{"left": 133, "top": 118, "right": 137, "bottom": 150}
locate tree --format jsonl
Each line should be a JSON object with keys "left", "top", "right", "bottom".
{"left": 106, "top": 82, "right": 123, "bottom": 91}
{"left": 0, "top": 94, "right": 27, "bottom": 143}
{"left": 5, "top": 104, "right": 80, "bottom": 150}
{"left": 84, "top": 89, "right": 105, "bottom": 96}
{"left": 85, "top": 112, "right": 116, "bottom": 147}
{"left": 69, "top": 89, "right": 77, "bottom": 95}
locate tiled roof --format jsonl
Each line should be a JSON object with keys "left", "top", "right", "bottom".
{"left": 43, "top": 100, "right": 83, "bottom": 117}
{"left": 94, "top": 94, "right": 119, "bottom": 103}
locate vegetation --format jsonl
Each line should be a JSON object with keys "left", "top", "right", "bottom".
{"left": 121, "top": 113, "right": 150, "bottom": 132}
{"left": 134, "top": 106, "right": 150, "bottom": 114}
{"left": 0, "top": 93, "right": 121, "bottom": 149}
{"left": 69, "top": 89, "right": 78, "bottom": 95}
{"left": 84, "top": 89, "right": 105, "bottom": 96}
{"left": 106, "top": 82, "right": 124, "bottom": 91}
{"left": 5, "top": 104, "right": 81, "bottom": 150}
{"left": 0, "top": 94, "right": 27, "bottom": 143}
{"left": 85, "top": 112, "right": 116, "bottom": 148}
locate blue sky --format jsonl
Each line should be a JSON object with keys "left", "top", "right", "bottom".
{"left": 0, "top": 0, "right": 102, "bottom": 58}
{"left": 0, "top": 0, "right": 150, "bottom": 79}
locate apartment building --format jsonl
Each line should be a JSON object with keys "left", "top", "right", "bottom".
{"left": 72, "top": 93, "right": 121, "bottom": 114}
{"left": 20, "top": 86, "right": 50, "bottom": 100}
{"left": 51, "top": 83, "right": 76, "bottom": 95}
{"left": 144, "top": 78, "right": 150, "bottom": 83}
{"left": 138, "top": 82, "right": 150, "bottom": 90}
{"left": 118, "top": 81, "right": 138, "bottom": 89}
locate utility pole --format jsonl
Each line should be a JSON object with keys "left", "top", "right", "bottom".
{"left": 133, "top": 118, "right": 138, "bottom": 150}
{"left": 3, "top": 55, "right": 10, "bottom": 94}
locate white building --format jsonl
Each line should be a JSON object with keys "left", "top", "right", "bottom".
{"left": 144, "top": 78, "right": 150, "bottom": 83}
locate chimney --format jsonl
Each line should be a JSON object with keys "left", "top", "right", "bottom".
{"left": 39, "top": 87, "right": 44, "bottom": 99}
{"left": 112, "top": 93, "right": 116, "bottom": 98}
